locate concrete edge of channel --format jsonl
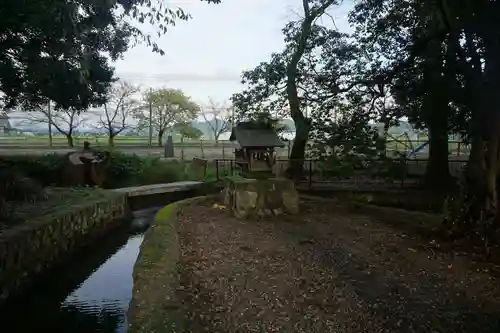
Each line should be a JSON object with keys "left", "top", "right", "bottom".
{"left": 127, "top": 195, "right": 209, "bottom": 333}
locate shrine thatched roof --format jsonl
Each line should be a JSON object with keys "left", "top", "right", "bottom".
{"left": 229, "top": 122, "right": 285, "bottom": 148}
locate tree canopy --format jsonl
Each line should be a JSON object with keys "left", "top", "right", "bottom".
{"left": 137, "top": 88, "right": 199, "bottom": 146}
{"left": 0, "top": 0, "right": 220, "bottom": 110}
{"left": 232, "top": 0, "right": 500, "bottom": 241}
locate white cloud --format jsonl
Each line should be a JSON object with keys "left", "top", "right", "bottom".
{"left": 113, "top": 0, "right": 353, "bottom": 105}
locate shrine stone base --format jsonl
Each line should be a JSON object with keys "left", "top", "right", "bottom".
{"left": 223, "top": 178, "right": 299, "bottom": 218}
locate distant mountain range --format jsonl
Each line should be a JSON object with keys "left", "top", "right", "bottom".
{"left": 8, "top": 117, "right": 298, "bottom": 138}
{"left": 9, "top": 115, "right": 419, "bottom": 140}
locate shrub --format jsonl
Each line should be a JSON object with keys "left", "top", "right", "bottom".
{"left": 0, "top": 154, "right": 65, "bottom": 186}
{"left": 101, "top": 151, "right": 186, "bottom": 188}
{"left": 0, "top": 152, "right": 189, "bottom": 189}
{"left": 0, "top": 161, "right": 49, "bottom": 218}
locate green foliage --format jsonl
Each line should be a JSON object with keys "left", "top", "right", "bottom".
{"left": 183, "top": 160, "right": 219, "bottom": 182}
{"left": 1, "top": 0, "right": 220, "bottom": 110}
{"left": 231, "top": 21, "right": 356, "bottom": 126}
{"left": 0, "top": 187, "right": 112, "bottom": 226}
{"left": 0, "top": 154, "right": 66, "bottom": 186}
{"left": 95, "top": 151, "right": 186, "bottom": 188}
{"left": 307, "top": 112, "right": 408, "bottom": 179}
{"left": 0, "top": 161, "right": 49, "bottom": 219}
{"left": 0, "top": 152, "right": 194, "bottom": 189}
{"left": 310, "top": 112, "right": 385, "bottom": 159}
{"left": 236, "top": 112, "right": 289, "bottom": 134}
{"left": 5, "top": 176, "right": 48, "bottom": 203}
{"left": 137, "top": 88, "right": 200, "bottom": 144}
{"left": 174, "top": 123, "right": 203, "bottom": 139}
{"left": 0, "top": 162, "right": 48, "bottom": 201}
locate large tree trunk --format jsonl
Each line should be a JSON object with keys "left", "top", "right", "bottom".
{"left": 422, "top": 38, "right": 451, "bottom": 192}
{"left": 108, "top": 133, "right": 115, "bottom": 147}
{"left": 158, "top": 129, "right": 165, "bottom": 147}
{"left": 424, "top": 106, "right": 451, "bottom": 192}
{"left": 440, "top": 15, "right": 500, "bottom": 252}
{"left": 284, "top": 0, "right": 336, "bottom": 180}
{"left": 470, "top": 45, "right": 500, "bottom": 230}
{"left": 445, "top": 46, "right": 500, "bottom": 247}
{"left": 66, "top": 134, "right": 74, "bottom": 147}
{"left": 483, "top": 45, "right": 500, "bottom": 230}
{"left": 485, "top": 132, "right": 500, "bottom": 217}
{"left": 288, "top": 117, "right": 310, "bottom": 179}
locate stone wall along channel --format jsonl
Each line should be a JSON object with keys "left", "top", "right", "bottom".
{"left": 0, "top": 193, "right": 128, "bottom": 303}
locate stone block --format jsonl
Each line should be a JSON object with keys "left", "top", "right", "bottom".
{"left": 224, "top": 178, "right": 299, "bottom": 218}
{"left": 164, "top": 135, "right": 174, "bottom": 158}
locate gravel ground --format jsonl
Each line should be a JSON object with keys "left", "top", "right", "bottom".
{"left": 177, "top": 197, "right": 500, "bottom": 333}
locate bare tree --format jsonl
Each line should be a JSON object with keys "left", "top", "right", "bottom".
{"left": 201, "top": 98, "right": 232, "bottom": 142}
{"left": 16, "top": 105, "right": 87, "bottom": 147}
{"left": 93, "top": 81, "right": 139, "bottom": 146}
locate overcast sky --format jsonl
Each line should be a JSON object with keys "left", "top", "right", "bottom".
{"left": 113, "top": 0, "right": 353, "bottom": 108}
{"left": 9, "top": 0, "right": 353, "bottom": 131}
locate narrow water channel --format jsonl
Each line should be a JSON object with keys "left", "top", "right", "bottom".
{"left": 0, "top": 206, "right": 161, "bottom": 333}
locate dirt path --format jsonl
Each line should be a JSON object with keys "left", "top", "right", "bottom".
{"left": 177, "top": 197, "right": 500, "bottom": 333}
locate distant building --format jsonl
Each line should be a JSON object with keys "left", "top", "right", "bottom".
{"left": 0, "top": 114, "right": 12, "bottom": 135}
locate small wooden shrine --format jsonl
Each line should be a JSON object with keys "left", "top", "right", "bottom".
{"left": 229, "top": 122, "right": 285, "bottom": 178}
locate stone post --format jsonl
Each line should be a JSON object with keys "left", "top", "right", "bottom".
{"left": 164, "top": 135, "right": 174, "bottom": 158}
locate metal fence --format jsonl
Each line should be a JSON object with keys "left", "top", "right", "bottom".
{"left": 214, "top": 157, "right": 467, "bottom": 189}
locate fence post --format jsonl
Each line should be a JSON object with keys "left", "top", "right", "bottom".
{"left": 222, "top": 141, "right": 225, "bottom": 159}
{"left": 180, "top": 136, "right": 185, "bottom": 161}
{"left": 457, "top": 141, "right": 461, "bottom": 156}
{"left": 200, "top": 139, "right": 205, "bottom": 158}
{"left": 216, "top": 160, "right": 220, "bottom": 181}
{"left": 287, "top": 141, "right": 291, "bottom": 158}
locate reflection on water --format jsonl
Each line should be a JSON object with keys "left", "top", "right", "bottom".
{"left": 0, "top": 207, "right": 159, "bottom": 333}
{"left": 61, "top": 234, "right": 144, "bottom": 332}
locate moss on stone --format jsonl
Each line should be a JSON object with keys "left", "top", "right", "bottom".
{"left": 128, "top": 197, "right": 205, "bottom": 333}
{"left": 154, "top": 202, "right": 178, "bottom": 222}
